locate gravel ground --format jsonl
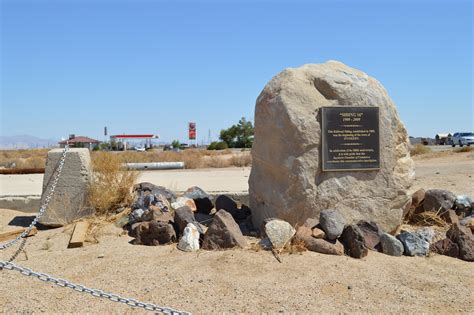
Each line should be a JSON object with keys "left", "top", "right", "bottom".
{"left": 1, "top": 209, "right": 473, "bottom": 314}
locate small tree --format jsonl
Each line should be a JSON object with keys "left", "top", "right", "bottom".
{"left": 171, "top": 140, "right": 181, "bottom": 149}
{"left": 219, "top": 117, "right": 254, "bottom": 148}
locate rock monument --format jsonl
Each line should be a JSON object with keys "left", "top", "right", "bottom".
{"left": 38, "top": 148, "right": 93, "bottom": 227}
{"left": 249, "top": 61, "right": 414, "bottom": 233}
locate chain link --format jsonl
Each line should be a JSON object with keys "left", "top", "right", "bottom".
{"left": 0, "top": 144, "right": 70, "bottom": 250}
{"left": 0, "top": 143, "right": 191, "bottom": 314}
{"left": 0, "top": 261, "right": 190, "bottom": 315}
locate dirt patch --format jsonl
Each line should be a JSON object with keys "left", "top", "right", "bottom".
{"left": 1, "top": 209, "right": 473, "bottom": 313}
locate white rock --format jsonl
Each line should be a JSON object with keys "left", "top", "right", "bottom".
{"left": 264, "top": 219, "right": 296, "bottom": 249}
{"left": 178, "top": 223, "right": 200, "bottom": 252}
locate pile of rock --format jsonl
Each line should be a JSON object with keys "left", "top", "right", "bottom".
{"left": 124, "top": 182, "right": 473, "bottom": 262}
{"left": 127, "top": 183, "right": 254, "bottom": 251}
{"left": 404, "top": 189, "right": 473, "bottom": 261}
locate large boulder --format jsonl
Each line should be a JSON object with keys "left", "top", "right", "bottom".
{"left": 39, "top": 148, "right": 93, "bottom": 227}
{"left": 249, "top": 61, "right": 414, "bottom": 233}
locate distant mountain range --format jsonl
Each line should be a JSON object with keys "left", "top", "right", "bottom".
{"left": 0, "top": 135, "right": 58, "bottom": 149}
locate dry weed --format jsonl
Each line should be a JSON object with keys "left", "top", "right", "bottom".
{"left": 410, "top": 144, "right": 432, "bottom": 156}
{"left": 230, "top": 154, "right": 252, "bottom": 167}
{"left": 0, "top": 149, "right": 48, "bottom": 168}
{"left": 88, "top": 152, "right": 139, "bottom": 216}
{"left": 454, "top": 146, "right": 474, "bottom": 153}
{"left": 410, "top": 210, "right": 449, "bottom": 228}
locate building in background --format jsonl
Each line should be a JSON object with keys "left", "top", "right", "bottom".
{"left": 110, "top": 134, "right": 159, "bottom": 151}
{"left": 58, "top": 134, "right": 100, "bottom": 150}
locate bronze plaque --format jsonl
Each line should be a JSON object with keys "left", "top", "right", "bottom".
{"left": 322, "top": 106, "right": 380, "bottom": 171}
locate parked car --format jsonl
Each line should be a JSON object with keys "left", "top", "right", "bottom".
{"left": 451, "top": 132, "right": 474, "bottom": 147}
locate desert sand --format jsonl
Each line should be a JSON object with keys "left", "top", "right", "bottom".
{"left": 0, "top": 151, "right": 473, "bottom": 313}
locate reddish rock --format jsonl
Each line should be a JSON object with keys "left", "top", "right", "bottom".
{"left": 294, "top": 226, "right": 343, "bottom": 255}
{"left": 444, "top": 209, "right": 460, "bottom": 225}
{"left": 447, "top": 222, "right": 474, "bottom": 262}
{"left": 312, "top": 227, "right": 325, "bottom": 239}
{"left": 202, "top": 210, "right": 248, "bottom": 250}
{"left": 430, "top": 238, "right": 459, "bottom": 258}
{"left": 133, "top": 221, "right": 176, "bottom": 246}
{"left": 411, "top": 189, "right": 426, "bottom": 209}
{"left": 357, "top": 221, "right": 383, "bottom": 251}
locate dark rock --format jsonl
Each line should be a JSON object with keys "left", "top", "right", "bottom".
{"left": 319, "top": 209, "right": 346, "bottom": 240}
{"left": 174, "top": 206, "right": 198, "bottom": 234}
{"left": 340, "top": 225, "right": 368, "bottom": 258}
{"left": 142, "top": 210, "right": 173, "bottom": 223}
{"left": 294, "top": 226, "right": 344, "bottom": 255}
{"left": 380, "top": 233, "right": 404, "bottom": 256}
{"left": 133, "top": 182, "right": 176, "bottom": 202}
{"left": 202, "top": 210, "right": 248, "bottom": 250}
{"left": 430, "top": 238, "right": 459, "bottom": 258}
{"left": 397, "top": 232, "right": 429, "bottom": 256}
{"left": 423, "top": 189, "right": 456, "bottom": 212}
{"left": 133, "top": 221, "right": 176, "bottom": 245}
{"left": 447, "top": 222, "right": 474, "bottom": 262}
{"left": 238, "top": 216, "right": 258, "bottom": 237}
{"left": 194, "top": 212, "right": 214, "bottom": 226}
{"left": 357, "top": 221, "right": 383, "bottom": 251}
{"left": 184, "top": 186, "right": 214, "bottom": 214}
{"left": 215, "top": 195, "right": 238, "bottom": 214}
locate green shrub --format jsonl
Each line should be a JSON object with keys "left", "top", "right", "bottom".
{"left": 208, "top": 141, "right": 228, "bottom": 150}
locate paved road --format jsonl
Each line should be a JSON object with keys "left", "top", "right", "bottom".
{"left": 0, "top": 167, "right": 251, "bottom": 196}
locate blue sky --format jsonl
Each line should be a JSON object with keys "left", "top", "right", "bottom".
{"left": 1, "top": 0, "right": 472, "bottom": 143}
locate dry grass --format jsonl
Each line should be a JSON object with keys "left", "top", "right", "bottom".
{"left": 100, "top": 149, "right": 251, "bottom": 169}
{"left": 0, "top": 148, "right": 251, "bottom": 169}
{"left": 0, "top": 149, "right": 48, "bottom": 168}
{"left": 88, "top": 152, "right": 139, "bottom": 216}
{"left": 410, "top": 144, "right": 432, "bottom": 156}
{"left": 454, "top": 146, "right": 474, "bottom": 153}
{"left": 409, "top": 210, "right": 449, "bottom": 228}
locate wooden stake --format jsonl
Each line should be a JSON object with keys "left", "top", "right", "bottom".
{"left": 68, "top": 221, "right": 90, "bottom": 248}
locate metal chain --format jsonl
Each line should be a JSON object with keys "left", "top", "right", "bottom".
{"left": 0, "top": 144, "right": 70, "bottom": 250}
{"left": 0, "top": 143, "right": 191, "bottom": 314}
{"left": 0, "top": 261, "right": 190, "bottom": 315}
